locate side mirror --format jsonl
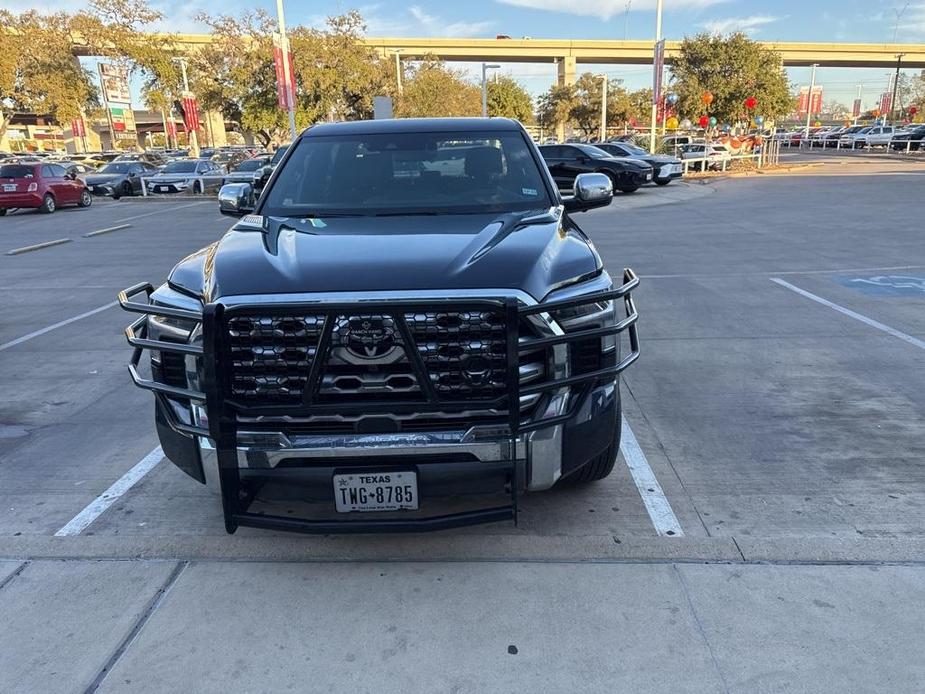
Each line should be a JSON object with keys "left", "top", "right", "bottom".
{"left": 563, "top": 172, "right": 612, "bottom": 213}
{"left": 65, "top": 171, "right": 77, "bottom": 180}
{"left": 218, "top": 183, "right": 255, "bottom": 217}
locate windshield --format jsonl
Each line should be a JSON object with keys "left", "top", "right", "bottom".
{"left": 161, "top": 161, "right": 197, "bottom": 173}
{"left": 0, "top": 165, "right": 35, "bottom": 178}
{"left": 100, "top": 163, "right": 132, "bottom": 174}
{"left": 270, "top": 145, "right": 289, "bottom": 165}
{"left": 619, "top": 144, "right": 648, "bottom": 156}
{"left": 261, "top": 131, "right": 552, "bottom": 217}
{"left": 576, "top": 145, "right": 612, "bottom": 159}
{"left": 234, "top": 159, "right": 266, "bottom": 172}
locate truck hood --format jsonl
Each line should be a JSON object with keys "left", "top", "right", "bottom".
{"left": 169, "top": 210, "right": 602, "bottom": 303}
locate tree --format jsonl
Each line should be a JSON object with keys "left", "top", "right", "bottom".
{"left": 397, "top": 59, "right": 481, "bottom": 118}
{"left": 289, "top": 11, "right": 395, "bottom": 124}
{"left": 670, "top": 33, "right": 792, "bottom": 125}
{"left": 536, "top": 83, "right": 578, "bottom": 132}
{"left": 486, "top": 75, "right": 534, "bottom": 123}
{"left": 536, "top": 74, "right": 639, "bottom": 136}
{"left": 189, "top": 10, "right": 284, "bottom": 146}
{"left": 0, "top": 10, "right": 99, "bottom": 143}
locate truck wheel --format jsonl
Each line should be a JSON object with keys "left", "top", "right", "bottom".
{"left": 39, "top": 194, "right": 56, "bottom": 214}
{"left": 568, "top": 425, "right": 621, "bottom": 483}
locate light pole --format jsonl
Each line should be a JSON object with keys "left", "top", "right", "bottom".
{"left": 648, "top": 0, "right": 664, "bottom": 153}
{"left": 481, "top": 63, "right": 500, "bottom": 118}
{"left": 623, "top": 0, "right": 632, "bottom": 41}
{"left": 890, "top": 53, "right": 905, "bottom": 123}
{"left": 804, "top": 63, "right": 818, "bottom": 140}
{"left": 173, "top": 57, "right": 199, "bottom": 158}
{"left": 393, "top": 50, "right": 403, "bottom": 96}
{"left": 598, "top": 75, "right": 608, "bottom": 142}
{"left": 275, "top": 0, "right": 298, "bottom": 140}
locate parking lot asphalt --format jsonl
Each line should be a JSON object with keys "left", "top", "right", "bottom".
{"left": 2, "top": 160, "right": 924, "bottom": 692}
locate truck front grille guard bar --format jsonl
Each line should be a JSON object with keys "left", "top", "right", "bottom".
{"left": 118, "top": 269, "right": 640, "bottom": 533}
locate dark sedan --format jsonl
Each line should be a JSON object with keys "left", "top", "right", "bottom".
{"left": 85, "top": 161, "right": 158, "bottom": 198}
{"left": 591, "top": 142, "right": 683, "bottom": 185}
{"left": 539, "top": 144, "right": 653, "bottom": 193}
{"left": 222, "top": 155, "right": 272, "bottom": 187}
{"left": 890, "top": 125, "right": 925, "bottom": 151}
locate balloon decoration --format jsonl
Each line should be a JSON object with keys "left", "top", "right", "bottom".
{"left": 666, "top": 116, "right": 679, "bottom": 129}
{"left": 699, "top": 115, "right": 710, "bottom": 128}
{"left": 680, "top": 118, "right": 692, "bottom": 129}
{"left": 708, "top": 116, "right": 718, "bottom": 127}
{"left": 755, "top": 115, "right": 765, "bottom": 125}
{"left": 702, "top": 91, "right": 714, "bottom": 106}
{"left": 814, "top": 120, "right": 822, "bottom": 127}
{"left": 666, "top": 93, "right": 679, "bottom": 106}
{"left": 720, "top": 123, "right": 731, "bottom": 133}
{"left": 872, "top": 109, "right": 881, "bottom": 118}
{"left": 910, "top": 106, "right": 919, "bottom": 116}
{"left": 744, "top": 96, "right": 757, "bottom": 110}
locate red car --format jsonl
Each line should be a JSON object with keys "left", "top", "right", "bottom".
{"left": 0, "top": 162, "right": 92, "bottom": 215}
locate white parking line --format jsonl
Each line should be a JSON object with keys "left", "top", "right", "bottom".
{"left": 621, "top": 418, "right": 684, "bottom": 537}
{"left": 54, "top": 446, "right": 164, "bottom": 536}
{"left": 113, "top": 200, "right": 209, "bottom": 224}
{"left": 0, "top": 300, "right": 118, "bottom": 351}
{"left": 771, "top": 278, "right": 925, "bottom": 351}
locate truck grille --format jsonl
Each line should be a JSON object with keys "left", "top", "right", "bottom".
{"left": 223, "top": 308, "right": 547, "bottom": 415}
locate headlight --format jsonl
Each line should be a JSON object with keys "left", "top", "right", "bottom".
{"left": 148, "top": 285, "right": 202, "bottom": 389}
{"left": 543, "top": 273, "right": 619, "bottom": 375}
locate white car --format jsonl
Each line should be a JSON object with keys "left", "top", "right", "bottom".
{"left": 861, "top": 126, "right": 896, "bottom": 148}
{"left": 680, "top": 143, "right": 732, "bottom": 170}
{"left": 838, "top": 126, "right": 873, "bottom": 148}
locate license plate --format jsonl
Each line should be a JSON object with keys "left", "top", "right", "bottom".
{"left": 2, "top": 184, "right": 15, "bottom": 192}
{"left": 645, "top": 173, "right": 652, "bottom": 180}
{"left": 88, "top": 186, "right": 95, "bottom": 192}
{"left": 157, "top": 186, "right": 168, "bottom": 192}
{"left": 333, "top": 471, "right": 418, "bottom": 513}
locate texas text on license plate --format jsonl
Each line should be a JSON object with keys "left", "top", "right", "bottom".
{"left": 333, "top": 471, "right": 419, "bottom": 512}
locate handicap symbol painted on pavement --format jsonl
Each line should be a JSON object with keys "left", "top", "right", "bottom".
{"left": 835, "top": 275, "right": 925, "bottom": 297}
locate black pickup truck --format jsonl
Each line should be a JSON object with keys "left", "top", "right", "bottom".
{"left": 120, "top": 118, "right": 640, "bottom": 534}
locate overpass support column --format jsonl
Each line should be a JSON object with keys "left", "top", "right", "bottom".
{"left": 556, "top": 56, "right": 576, "bottom": 142}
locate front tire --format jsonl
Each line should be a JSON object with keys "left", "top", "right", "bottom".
{"left": 78, "top": 190, "right": 92, "bottom": 207}
{"left": 0, "top": 209, "right": 6, "bottom": 216}
{"left": 193, "top": 181, "right": 203, "bottom": 195}
{"left": 39, "top": 194, "right": 55, "bottom": 214}
{"left": 563, "top": 408, "right": 622, "bottom": 484}
{"left": 654, "top": 178, "right": 671, "bottom": 186}
{"left": 122, "top": 181, "right": 133, "bottom": 197}
{"left": 619, "top": 186, "right": 640, "bottom": 194}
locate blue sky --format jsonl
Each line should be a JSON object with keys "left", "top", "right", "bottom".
{"left": 5, "top": 0, "right": 922, "bottom": 110}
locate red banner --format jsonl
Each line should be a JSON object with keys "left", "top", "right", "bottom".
{"left": 809, "top": 87, "right": 823, "bottom": 116}
{"left": 852, "top": 98, "right": 862, "bottom": 118}
{"left": 166, "top": 120, "right": 177, "bottom": 139}
{"left": 797, "top": 87, "right": 809, "bottom": 115}
{"left": 70, "top": 117, "right": 86, "bottom": 138}
{"left": 273, "top": 33, "right": 297, "bottom": 111}
{"left": 879, "top": 92, "right": 892, "bottom": 114}
{"left": 181, "top": 96, "right": 200, "bottom": 132}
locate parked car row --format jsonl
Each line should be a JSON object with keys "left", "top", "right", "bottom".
{"left": 537, "top": 143, "right": 683, "bottom": 194}
{"left": 777, "top": 124, "right": 925, "bottom": 151}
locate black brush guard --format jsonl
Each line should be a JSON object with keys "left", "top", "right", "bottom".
{"left": 119, "top": 269, "right": 640, "bottom": 533}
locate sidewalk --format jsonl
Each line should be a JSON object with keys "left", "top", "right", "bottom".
{"left": 2, "top": 557, "right": 923, "bottom": 693}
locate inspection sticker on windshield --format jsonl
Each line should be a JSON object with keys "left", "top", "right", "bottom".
{"left": 522, "top": 187, "right": 538, "bottom": 196}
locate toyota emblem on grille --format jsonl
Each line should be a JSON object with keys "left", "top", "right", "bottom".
{"left": 342, "top": 317, "right": 396, "bottom": 360}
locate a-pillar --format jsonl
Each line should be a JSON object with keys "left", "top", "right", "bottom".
{"left": 556, "top": 56, "right": 576, "bottom": 142}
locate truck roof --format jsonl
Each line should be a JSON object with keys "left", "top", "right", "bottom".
{"left": 304, "top": 117, "right": 523, "bottom": 137}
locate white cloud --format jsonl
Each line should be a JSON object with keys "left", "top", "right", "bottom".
{"left": 699, "top": 14, "right": 781, "bottom": 35}
{"left": 495, "top": 0, "right": 729, "bottom": 22}
{"left": 407, "top": 6, "right": 494, "bottom": 37}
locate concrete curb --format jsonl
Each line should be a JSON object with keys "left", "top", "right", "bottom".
{"left": 2, "top": 535, "right": 924, "bottom": 564}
